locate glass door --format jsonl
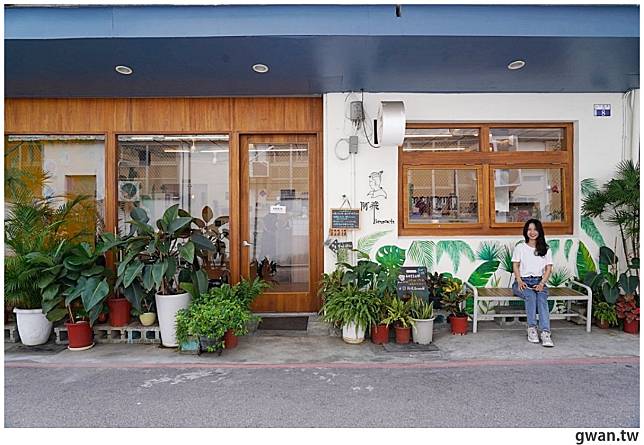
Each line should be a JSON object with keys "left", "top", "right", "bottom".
{"left": 240, "top": 134, "right": 319, "bottom": 312}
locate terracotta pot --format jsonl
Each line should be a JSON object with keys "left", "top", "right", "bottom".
{"left": 224, "top": 329, "right": 238, "bottom": 349}
{"left": 97, "top": 312, "right": 108, "bottom": 324}
{"left": 371, "top": 324, "right": 389, "bottom": 345}
{"left": 394, "top": 325, "right": 411, "bottom": 344}
{"left": 450, "top": 315, "right": 468, "bottom": 335}
{"left": 623, "top": 319, "right": 639, "bottom": 334}
{"left": 66, "top": 321, "right": 93, "bottom": 349}
{"left": 595, "top": 318, "right": 610, "bottom": 329}
{"left": 107, "top": 298, "right": 131, "bottom": 327}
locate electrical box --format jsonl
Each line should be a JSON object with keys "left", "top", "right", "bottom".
{"left": 350, "top": 101, "right": 364, "bottom": 121}
{"left": 349, "top": 135, "right": 359, "bottom": 154}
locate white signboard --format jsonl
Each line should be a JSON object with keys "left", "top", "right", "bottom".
{"left": 269, "top": 205, "right": 286, "bottom": 214}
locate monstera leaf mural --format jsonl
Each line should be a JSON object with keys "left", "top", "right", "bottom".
{"left": 406, "top": 240, "right": 435, "bottom": 271}
{"left": 356, "top": 230, "right": 391, "bottom": 257}
{"left": 436, "top": 240, "right": 475, "bottom": 274}
{"left": 564, "top": 239, "right": 573, "bottom": 260}
{"left": 375, "top": 245, "right": 406, "bottom": 269}
{"left": 576, "top": 240, "right": 597, "bottom": 280}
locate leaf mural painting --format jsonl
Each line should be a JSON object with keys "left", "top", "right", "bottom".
{"left": 407, "top": 240, "right": 435, "bottom": 271}
{"left": 564, "top": 239, "right": 573, "bottom": 260}
{"left": 356, "top": 230, "right": 391, "bottom": 257}
{"left": 576, "top": 241, "right": 597, "bottom": 281}
{"left": 581, "top": 216, "right": 606, "bottom": 248}
{"left": 436, "top": 240, "right": 475, "bottom": 274}
{"left": 375, "top": 245, "right": 406, "bottom": 269}
{"left": 468, "top": 261, "right": 500, "bottom": 287}
{"left": 549, "top": 239, "right": 560, "bottom": 257}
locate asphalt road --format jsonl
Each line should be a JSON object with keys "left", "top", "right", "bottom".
{"left": 5, "top": 362, "right": 639, "bottom": 428}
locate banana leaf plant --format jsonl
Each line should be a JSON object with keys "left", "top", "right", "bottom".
{"left": 27, "top": 239, "right": 112, "bottom": 326}
{"left": 583, "top": 246, "right": 639, "bottom": 304}
{"left": 114, "top": 205, "right": 217, "bottom": 306}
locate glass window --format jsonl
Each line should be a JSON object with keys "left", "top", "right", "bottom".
{"left": 493, "top": 167, "right": 564, "bottom": 223}
{"left": 5, "top": 135, "right": 105, "bottom": 243}
{"left": 403, "top": 128, "right": 479, "bottom": 152}
{"left": 490, "top": 128, "right": 564, "bottom": 152}
{"left": 117, "top": 135, "right": 230, "bottom": 281}
{"left": 407, "top": 168, "right": 479, "bottom": 224}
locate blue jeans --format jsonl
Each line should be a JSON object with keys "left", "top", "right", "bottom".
{"left": 512, "top": 276, "right": 550, "bottom": 332}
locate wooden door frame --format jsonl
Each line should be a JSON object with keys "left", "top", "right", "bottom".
{"left": 238, "top": 133, "right": 323, "bottom": 313}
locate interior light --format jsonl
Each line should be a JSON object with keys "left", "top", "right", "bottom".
{"left": 115, "top": 65, "right": 133, "bottom": 75}
{"left": 507, "top": 60, "right": 526, "bottom": 70}
{"left": 252, "top": 63, "right": 269, "bottom": 74}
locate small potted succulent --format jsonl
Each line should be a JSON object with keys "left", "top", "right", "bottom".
{"left": 409, "top": 295, "right": 435, "bottom": 345}
{"left": 381, "top": 297, "right": 414, "bottom": 344}
{"left": 440, "top": 276, "right": 469, "bottom": 335}
{"left": 616, "top": 294, "right": 640, "bottom": 334}
{"left": 320, "top": 285, "right": 379, "bottom": 344}
{"left": 593, "top": 301, "right": 618, "bottom": 329}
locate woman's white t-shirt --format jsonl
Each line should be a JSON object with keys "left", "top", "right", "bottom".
{"left": 511, "top": 242, "right": 553, "bottom": 277}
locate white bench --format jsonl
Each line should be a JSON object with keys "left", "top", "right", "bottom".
{"left": 464, "top": 280, "right": 593, "bottom": 333}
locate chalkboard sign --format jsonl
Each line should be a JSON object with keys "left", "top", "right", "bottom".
{"left": 330, "top": 208, "right": 360, "bottom": 229}
{"left": 396, "top": 266, "right": 429, "bottom": 300}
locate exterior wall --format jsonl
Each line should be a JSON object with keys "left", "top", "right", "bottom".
{"left": 323, "top": 92, "right": 632, "bottom": 286}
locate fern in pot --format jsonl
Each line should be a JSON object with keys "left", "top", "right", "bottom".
{"left": 382, "top": 297, "right": 414, "bottom": 344}
{"left": 319, "top": 285, "right": 379, "bottom": 344}
{"left": 409, "top": 295, "right": 435, "bottom": 345}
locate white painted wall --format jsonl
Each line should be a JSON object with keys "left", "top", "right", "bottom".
{"left": 323, "top": 92, "right": 635, "bottom": 283}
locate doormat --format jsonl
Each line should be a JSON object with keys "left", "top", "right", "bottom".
{"left": 382, "top": 342, "right": 440, "bottom": 353}
{"left": 258, "top": 317, "right": 309, "bottom": 331}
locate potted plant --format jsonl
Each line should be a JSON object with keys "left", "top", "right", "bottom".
{"left": 382, "top": 297, "right": 414, "bottom": 344}
{"left": 616, "top": 294, "right": 640, "bottom": 334}
{"left": 409, "top": 295, "right": 435, "bottom": 345}
{"left": 320, "top": 285, "right": 379, "bottom": 344}
{"left": 593, "top": 301, "right": 618, "bottom": 329}
{"left": 116, "top": 205, "right": 216, "bottom": 347}
{"left": 137, "top": 293, "right": 157, "bottom": 326}
{"left": 371, "top": 295, "right": 393, "bottom": 345}
{"left": 440, "top": 276, "right": 469, "bottom": 335}
{"left": 28, "top": 240, "right": 112, "bottom": 349}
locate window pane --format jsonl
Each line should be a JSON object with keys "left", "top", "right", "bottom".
{"left": 117, "top": 135, "right": 230, "bottom": 281}
{"left": 493, "top": 168, "right": 564, "bottom": 223}
{"left": 403, "top": 128, "right": 479, "bottom": 152}
{"left": 408, "top": 169, "right": 478, "bottom": 224}
{"left": 5, "top": 135, "right": 105, "bottom": 244}
{"left": 490, "top": 128, "right": 564, "bottom": 152}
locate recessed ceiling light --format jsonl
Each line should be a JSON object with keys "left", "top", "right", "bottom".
{"left": 115, "top": 65, "right": 133, "bottom": 75}
{"left": 252, "top": 63, "right": 269, "bottom": 74}
{"left": 507, "top": 60, "right": 526, "bottom": 70}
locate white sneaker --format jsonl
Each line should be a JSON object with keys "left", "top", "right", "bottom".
{"left": 540, "top": 331, "right": 554, "bottom": 347}
{"left": 527, "top": 327, "right": 539, "bottom": 343}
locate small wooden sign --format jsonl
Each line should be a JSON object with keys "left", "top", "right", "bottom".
{"left": 328, "top": 240, "right": 354, "bottom": 253}
{"left": 330, "top": 208, "right": 360, "bottom": 230}
{"left": 328, "top": 228, "right": 347, "bottom": 237}
{"left": 396, "top": 266, "right": 429, "bottom": 300}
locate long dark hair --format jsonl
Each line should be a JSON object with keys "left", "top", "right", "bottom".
{"left": 523, "top": 219, "right": 549, "bottom": 257}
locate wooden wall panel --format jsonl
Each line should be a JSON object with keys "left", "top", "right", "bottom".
{"left": 233, "top": 97, "right": 322, "bottom": 132}
{"left": 5, "top": 98, "right": 113, "bottom": 133}
{"left": 188, "top": 98, "right": 232, "bottom": 131}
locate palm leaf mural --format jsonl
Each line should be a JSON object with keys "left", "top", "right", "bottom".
{"left": 500, "top": 244, "right": 514, "bottom": 274}
{"left": 407, "top": 240, "right": 435, "bottom": 271}
{"left": 548, "top": 239, "right": 560, "bottom": 256}
{"left": 581, "top": 215, "right": 606, "bottom": 248}
{"left": 468, "top": 260, "right": 500, "bottom": 287}
{"left": 356, "top": 230, "right": 391, "bottom": 257}
{"left": 375, "top": 245, "right": 406, "bottom": 269}
{"left": 436, "top": 240, "right": 475, "bottom": 274}
{"left": 548, "top": 267, "right": 572, "bottom": 287}
{"left": 576, "top": 241, "right": 597, "bottom": 280}
{"left": 564, "top": 239, "right": 573, "bottom": 260}
{"left": 476, "top": 241, "right": 502, "bottom": 261}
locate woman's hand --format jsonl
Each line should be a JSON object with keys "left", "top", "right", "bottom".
{"left": 517, "top": 279, "right": 528, "bottom": 291}
{"left": 534, "top": 282, "right": 546, "bottom": 292}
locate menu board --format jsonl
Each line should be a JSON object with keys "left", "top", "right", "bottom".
{"left": 330, "top": 208, "right": 360, "bottom": 229}
{"left": 396, "top": 266, "right": 429, "bottom": 300}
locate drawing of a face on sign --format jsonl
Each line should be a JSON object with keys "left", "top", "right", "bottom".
{"left": 367, "top": 170, "right": 387, "bottom": 199}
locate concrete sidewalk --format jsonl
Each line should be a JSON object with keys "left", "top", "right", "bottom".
{"left": 4, "top": 319, "right": 639, "bottom": 367}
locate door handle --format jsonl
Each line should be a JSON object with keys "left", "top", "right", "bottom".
{"left": 242, "top": 240, "right": 253, "bottom": 247}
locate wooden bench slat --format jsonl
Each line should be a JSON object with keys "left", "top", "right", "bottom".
{"left": 476, "top": 287, "right": 586, "bottom": 297}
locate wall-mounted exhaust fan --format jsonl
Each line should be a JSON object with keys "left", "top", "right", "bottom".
{"left": 374, "top": 101, "right": 406, "bottom": 146}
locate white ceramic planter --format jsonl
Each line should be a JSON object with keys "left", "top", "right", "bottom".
{"left": 155, "top": 292, "right": 191, "bottom": 347}
{"left": 411, "top": 317, "right": 435, "bottom": 345}
{"left": 13, "top": 308, "right": 53, "bottom": 346}
{"left": 342, "top": 321, "right": 365, "bottom": 344}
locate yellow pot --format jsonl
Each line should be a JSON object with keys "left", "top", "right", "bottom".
{"left": 139, "top": 312, "right": 157, "bottom": 326}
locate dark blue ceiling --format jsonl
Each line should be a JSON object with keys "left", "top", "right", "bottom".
{"left": 4, "top": 5, "right": 640, "bottom": 97}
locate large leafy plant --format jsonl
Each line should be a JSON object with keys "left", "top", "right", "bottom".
{"left": 381, "top": 297, "right": 414, "bottom": 328}
{"left": 593, "top": 301, "right": 618, "bottom": 327}
{"left": 114, "top": 205, "right": 217, "bottom": 306}
{"left": 319, "top": 285, "right": 380, "bottom": 331}
{"left": 584, "top": 246, "right": 639, "bottom": 304}
{"left": 439, "top": 276, "right": 468, "bottom": 317}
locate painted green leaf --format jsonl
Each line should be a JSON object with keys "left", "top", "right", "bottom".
{"left": 581, "top": 215, "right": 606, "bottom": 248}
{"left": 407, "top": 240, "right": 435, "bottom": 271}
{"left": 476, "top": 241, "right": 502, "bottom": 262}
{"left": 549, "top": 239, "right": 560, "bottom": 257}
{"left": 436, "top": 240, "right": 475, "bottom": 273}
{"left": 375, "top": 245, "right": 406, "bottom": 268}
{"left": 356, "top": 230, "right": 391, "bottom": 257}
{"left": 576, "top": 241, "right": 597, "bottom": 280}
{"left": 564, "top": 239, "right": 573, "bottom": 260}
{"left": 468, "top": 260, "right": 500, "bottom": 287}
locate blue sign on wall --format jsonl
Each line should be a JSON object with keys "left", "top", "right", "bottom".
{"left": 594, "top": 104, "right": 611, "bottom": 117}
